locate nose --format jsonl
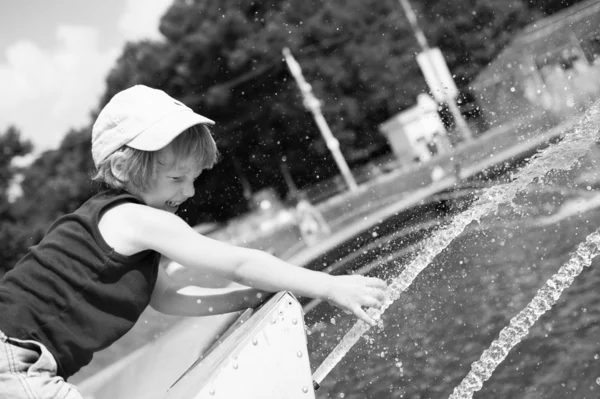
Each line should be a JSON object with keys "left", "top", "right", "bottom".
{"left": 182, "top": 181, "right": 195, "bottom": 198}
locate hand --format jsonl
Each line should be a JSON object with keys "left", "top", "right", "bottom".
{"left": 325, "top": 274, "right": 387, "bottom": 326}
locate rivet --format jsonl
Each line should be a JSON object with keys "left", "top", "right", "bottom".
{"left": 302, "top": 386, "right": 308, "bottom": 393}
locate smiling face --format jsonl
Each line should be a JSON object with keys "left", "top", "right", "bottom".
{"left": 136, "top": 148, "right": 202, "bottom": 213}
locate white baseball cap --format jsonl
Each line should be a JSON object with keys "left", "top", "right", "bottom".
{"left": 91, "top": 85, "right": 215, "bottom": 167}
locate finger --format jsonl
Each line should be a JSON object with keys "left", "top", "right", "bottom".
{"left": 370, "top": 287, "right": 387, "bottom": 302}
{"left": 353, "top": 305, "right": 377, "bottom": 327}
{"left": 362, "top": 285, "right": 386, "bottom": 302}
{"left": 361, "top": 296, "right": 383, "bottom": 310}
{"left": 364, "top": 277, "right": 387, "bottom": 289}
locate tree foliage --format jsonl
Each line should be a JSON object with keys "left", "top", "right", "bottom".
{"left": 0, "top": 127, "right": 33, "bottom": 273}
{"left": 99, "top": 0, "right": 541, "bottom": 223}
{"left": 0, "top": 127, "right": 32, "bottom": 204}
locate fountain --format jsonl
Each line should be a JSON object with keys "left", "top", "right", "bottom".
{"left": 449, "top": 228, "right": 600, "bottom": 398}
{"left": 312, "top": 100, "right": 600, "bottom": 392}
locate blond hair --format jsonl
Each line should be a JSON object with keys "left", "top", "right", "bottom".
{"left": 92, "top": 124, "right": 219, "bottom": 191}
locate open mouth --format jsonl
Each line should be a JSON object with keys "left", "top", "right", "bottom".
{"left": 166, "top": 201, "right": 182, "bottom": 209}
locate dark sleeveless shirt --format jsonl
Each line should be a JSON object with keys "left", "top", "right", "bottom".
{"left": 0, "top": 190, "right": 160, "bottom": 379}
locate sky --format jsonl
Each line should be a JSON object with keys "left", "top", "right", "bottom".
{"left": 0, "top": 0, "right": 173, "bottom": 161}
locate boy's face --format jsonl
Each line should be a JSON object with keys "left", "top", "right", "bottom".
{"left": 137, "top": 149, "right": 201, "bottom": 213}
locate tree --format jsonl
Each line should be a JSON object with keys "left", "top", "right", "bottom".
{"left": 525, "top": 0, "right": 588, "bottom": 15}
{"left": 0, "top": 126, "right": 33, "bottom": 274}
{"left": 0, "top": 126, "right": 97, "bottom": 274}
{"left": 15, "top": 127, "right": 95, "bottom": 227}
{"left": 0, "top": 126, "right": 32, "bottom": 206}
{"left": 101, "top": 0, "right": 551, "bottom": 219}
{"left": 102, "top": 0, "right": 424, "bottom": 222}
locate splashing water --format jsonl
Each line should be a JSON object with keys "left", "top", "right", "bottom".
{"left": 448, "top": 229, "right": 600, "bottom": 398}
{"left": 312, "top": 101, "right": 600, "bottom": 385}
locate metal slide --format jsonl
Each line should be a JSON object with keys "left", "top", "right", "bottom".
{"left": 165, "top": 291, "right": 316, "bottom": 399}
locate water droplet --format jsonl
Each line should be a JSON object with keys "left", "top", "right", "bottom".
{"left": 297, "top": 350, "right": 303, "bottom": 358}
{"left": 196, "top": 299, "right": 202, "bottom": 304}
{"left": 232, "top": 363, "right": 238, "bottom": 369}
{"left": 596, "top": 377, "right": 600, "bottom": 386}
{"left": 302, "top": 386, "right": 308, "bottom": 393}
{"left": 252, "top": 338, "right": 258, "bottom": 345}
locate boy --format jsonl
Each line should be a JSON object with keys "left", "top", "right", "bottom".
{"left": 0, "top": 85, "right": 387, "bottom": 398}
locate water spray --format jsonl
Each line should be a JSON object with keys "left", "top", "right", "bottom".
{"left": 448, "top": 228, "right": 600, "bottom": 398}
{"left": 312, "top": 101, "right": 600, "bottom": 389}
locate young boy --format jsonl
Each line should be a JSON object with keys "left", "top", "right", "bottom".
{"left": 0, "top": 85, "right": 387, "bottom": 398}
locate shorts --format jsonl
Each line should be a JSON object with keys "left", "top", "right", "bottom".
{"left": 0, "top": 330, "right": 83, "bottom": 399}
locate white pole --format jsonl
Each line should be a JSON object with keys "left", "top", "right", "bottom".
{"left": 283, "top": 48, "right": 359, "bottom": 192}
{"left": 398, "top": 0, "right": 473, "bottom": 141}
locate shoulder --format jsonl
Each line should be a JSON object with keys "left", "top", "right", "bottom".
{"left": 98, "top": 202, "right": 182, "bottom": 256}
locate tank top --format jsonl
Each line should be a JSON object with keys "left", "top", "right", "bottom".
{"left": 0, "top": 189, "right": 160, "bottom": 379}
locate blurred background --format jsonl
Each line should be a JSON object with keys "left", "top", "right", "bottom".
{"left": 2, "top": 1, "right": 600, "bottom": 397}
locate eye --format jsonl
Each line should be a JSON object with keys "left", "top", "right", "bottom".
{"left": 170, "top": 176, "right": 183, "bottom": 181}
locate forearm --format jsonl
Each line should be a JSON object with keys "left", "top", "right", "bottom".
{"left": 231, "top": 250, "right": 335, "bottom": 300}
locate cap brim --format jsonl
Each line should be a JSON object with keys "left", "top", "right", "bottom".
{"left": 127, "top": 110, "right": 215, "bottom": 151}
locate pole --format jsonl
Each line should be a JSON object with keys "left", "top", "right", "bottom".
{"left": 282, "top": 48, "right": 359, "bottom": 192}
{"left": 446, "top": 98, "right": 473, "bottom": 141}
{"left": 397, "top": 0, "right": 473, "bottom": 141}
{"left": 398, "top": 0, "right": 429, "bottom": 50}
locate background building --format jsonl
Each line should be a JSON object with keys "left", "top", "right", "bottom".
{"left": 472, "top": 0, "right": 600, "bottom": 128}
{"left": 379, "top": 94, "right": 451, "bottom": 168}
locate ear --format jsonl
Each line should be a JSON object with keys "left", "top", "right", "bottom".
{"left": 109, "top": 152, "right": 128, "bottom": 182}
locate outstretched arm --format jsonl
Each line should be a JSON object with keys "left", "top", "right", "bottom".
{"left": 102, "top": 203, "right": 387, "bottom": 325}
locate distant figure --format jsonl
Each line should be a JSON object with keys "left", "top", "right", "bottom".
{"left": 295, "top": 196, "right": 331, "bottom": 246}
{"left": 0, "top": 85, "right": 386, "bottom": 398}
{"left": 430, "top": 165, "right": 446, "bottom": 182}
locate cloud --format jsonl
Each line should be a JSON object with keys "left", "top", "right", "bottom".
{"left": 0, "top": 26, "right": 119, "bottom": 152}
{"left": 119, "top": 0, "right": 173, "bottom": 41}
{"left": 0, "top": 0, "right": 173, "bottom": 155}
